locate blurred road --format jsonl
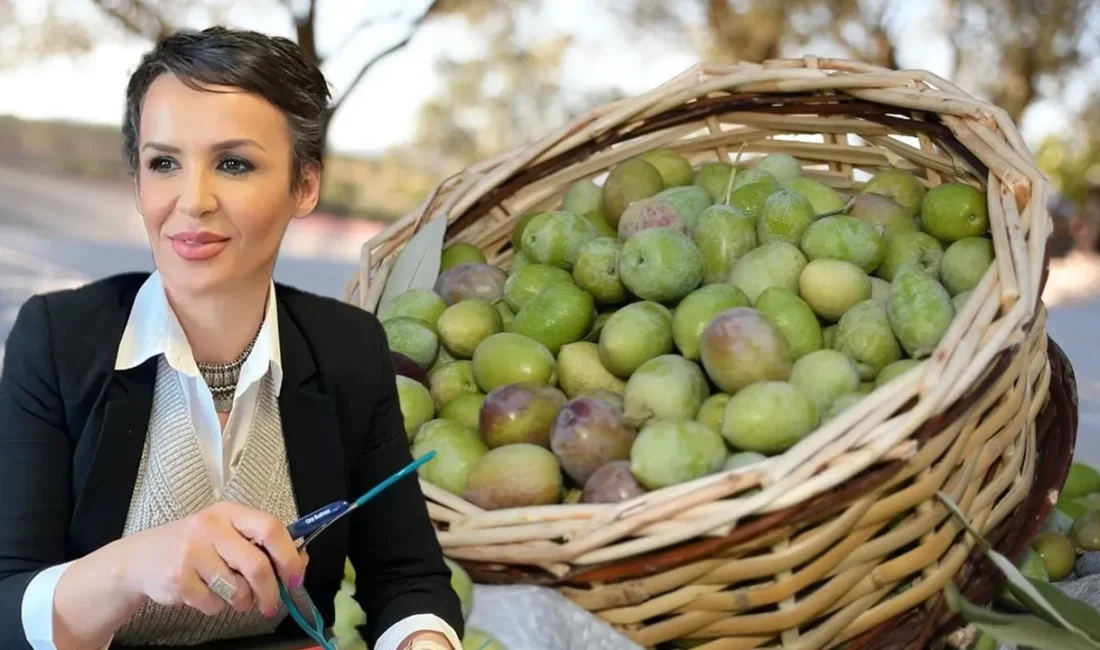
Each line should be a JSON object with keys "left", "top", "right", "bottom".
{"left": 0, "top": 164, "right": 379, "bottom": 369}
{"left": 1046, "top": 301, "right": 1100, "bottom": 465}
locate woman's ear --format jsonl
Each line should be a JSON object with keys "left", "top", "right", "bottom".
{"left": 292, "top": 164, "right": 323, "bottom": 219}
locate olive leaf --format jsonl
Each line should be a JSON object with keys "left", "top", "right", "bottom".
{"left": 936, "top": 491, "right": 1087, "bottom": 635}
{"left": 943, "top": 583, "right": 1100, "bottom": 650}
{"left": 936, "top": 491, "right": 1100, "bottom": 649}
{"left": 1025, "top": 578, "right": 1100, "bottom": 642}
{"left": 377, "top": 214, "right": 448, "bottom": 314}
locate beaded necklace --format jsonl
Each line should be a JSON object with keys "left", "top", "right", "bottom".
{"left": 196, "top": 325, "right": 262, "bottom": 413}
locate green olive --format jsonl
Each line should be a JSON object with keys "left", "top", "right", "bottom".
{"left": 1072, "top": 510, "right": 1100, "bottom": 551}
{"left": 1031, "top": 530, "right": 1076, "bottom": 581}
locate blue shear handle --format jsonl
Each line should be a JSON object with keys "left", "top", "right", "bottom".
{"left": 287, "top": 500, "right": 350, "bottom": 541}
{"left": 351, "top": 450, "right": 436, "bottom": 509}
{"left": 285, "top": 451, "right": 436, "bottom": 543}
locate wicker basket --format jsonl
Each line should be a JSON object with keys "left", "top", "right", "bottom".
{"left": 341, "top": 57, "right": 1078, "bottom": 649}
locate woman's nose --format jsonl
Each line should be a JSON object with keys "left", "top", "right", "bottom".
{"left": 176, "top": 168, "right": 217, "bottom": 218}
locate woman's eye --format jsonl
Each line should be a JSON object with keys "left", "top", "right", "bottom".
{"left": 147, "top": 156, "right": 178, "bottom": 173}
{"left": 218, "top": 156, "right": 254, "bottom": 175}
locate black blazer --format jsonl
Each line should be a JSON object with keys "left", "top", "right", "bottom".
{"left": 0, "top": 272, "right": 464, "bottom": 649}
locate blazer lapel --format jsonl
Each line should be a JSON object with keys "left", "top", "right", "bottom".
{"left": 68, "top": 279, "right": 157, "bottom": 556}
{"left": 70, "top": 358, "right": 157, "bottom": 557}
{"left": 275, "top": 296, "right": 346, "bottom": 559}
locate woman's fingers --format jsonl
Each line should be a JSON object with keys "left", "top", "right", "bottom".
{"left": 176, "top": 567, "right": 228, "bottom": 617}
{"left": 209, "top": 527, "right": 282, "bottom": 615}
{"left": 192, "top": 545, "right": 254, "bottom": 614}
{"left": 216, "top": 503, "right": 305, "bottom": 587}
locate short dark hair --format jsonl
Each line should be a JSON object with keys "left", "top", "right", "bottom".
{"left": 123, "top": 26, "right": 331, "bottom": 186}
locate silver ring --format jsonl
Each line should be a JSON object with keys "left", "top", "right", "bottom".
{"left": 208, "top": 574, "right": 238, "bottom": 604}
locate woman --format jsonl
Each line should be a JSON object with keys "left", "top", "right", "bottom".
{"left": 0, "top": 26, "right": 464, "bottom": 650}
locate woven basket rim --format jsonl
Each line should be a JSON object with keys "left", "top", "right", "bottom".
{"left": 443, "top": 92, "right": 990, "bottom": 240}
{"left": 348, "top": 58, "right": 1042, "bottom": 268}
{"left": 344, "top": 56, "right": 1055, "bottom": 581}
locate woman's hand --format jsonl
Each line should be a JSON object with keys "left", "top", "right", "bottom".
{"left": 113, "top": 501, "right": 308, "bottom": 617}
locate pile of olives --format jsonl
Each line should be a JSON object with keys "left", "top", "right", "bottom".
{"left": 1006, "top": 462, "right": 1100, "bottom": 593}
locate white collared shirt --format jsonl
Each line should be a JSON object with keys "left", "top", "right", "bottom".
{"left": 113, "top": 270, "right": 283, "bottom": 492}
{"left": 21, "top": 271, "right": 461, "bottom": 650}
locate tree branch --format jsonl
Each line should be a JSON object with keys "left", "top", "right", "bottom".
{"left": 869, "top": 0, "right": 890, "bottom": 31}
{"left": 90, "top": 0, "right": 172, "bottom": 41}
{"left": 328, "top": 0, "right": 441, "bottom": 114}
{"left": 324, "top": 8, "right": 404, "bottom": 63}
{"left": 943, "top": 0, "right": 965, "bottom": 81}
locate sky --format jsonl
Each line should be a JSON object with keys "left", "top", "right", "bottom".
{"left": 0, "top": 0, "right": 1087, "bottom": 157}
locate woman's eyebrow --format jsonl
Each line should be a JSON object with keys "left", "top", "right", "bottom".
{"left": 141, "top": 141, "right": 179, "bottom": 153}
{"left": 140, "top": 139, "right": 266, "bottom": 153}
{"left": 211, "top": 138, "right": 266, "bottom": 152}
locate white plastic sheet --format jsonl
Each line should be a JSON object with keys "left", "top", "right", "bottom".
{"left": 467, "top": 585, "right": 645, "bottom": 650}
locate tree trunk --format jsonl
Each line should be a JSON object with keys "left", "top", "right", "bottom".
{"left": 992, "top": 45, "right": 1036, "bottom": 124}
{"left": 289, "top": 0, "right": 328, "bottom": 161}
{"left": 704, "top": 0, "right": 785, "bottom": 63}
{"left": 870, "top": 26, "right": 899, "bottom": 70}
{"left": 294, "top": 0, "right": 318, "bottom": 65}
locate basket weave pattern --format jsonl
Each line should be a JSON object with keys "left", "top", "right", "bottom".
{"left": 343, "top": 57, "right": 1067, "bottom": 649}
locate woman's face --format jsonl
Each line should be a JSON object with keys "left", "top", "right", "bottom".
{"left": 135, "top": 73, "right": 320, "bottom": 297}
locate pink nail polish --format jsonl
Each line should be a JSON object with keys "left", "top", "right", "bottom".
{"left": 264, "top": 607, "right": 277, "bottom": 618}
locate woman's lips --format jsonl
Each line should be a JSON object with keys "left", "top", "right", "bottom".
{"left": 169, "top": 231, "right": 230, "bottom": 261}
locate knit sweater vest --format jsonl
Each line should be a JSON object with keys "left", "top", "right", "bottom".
{"left": 113, "top": 356, "right": 309, "bottom": 646}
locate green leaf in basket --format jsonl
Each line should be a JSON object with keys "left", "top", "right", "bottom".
{"left": 943, "top": 583, "right": 1100, "bottom": 650}
{"left": 377, "top": 215, "right": 448, "bottom": 314}
{"left": 1020, "top": 578, "right": 1100, "bottom": 643}
{"left": 937, "top": 491, "right": 1100, "bottom": 644}
{"left": 936, "top": 490, "right": 991, "bottom": 552}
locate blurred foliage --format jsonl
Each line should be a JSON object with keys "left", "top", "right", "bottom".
{"left": 0, "top": 0, "right": 236, "bottom": 55}
{"left": 0, "top": 115, "right": 126, "bottom": 179}
{"left": 414, "top": 5, "right": 626, "bottom": 173}
{"left": 624, "top": 0, "right": 1099, "bottom": 122}
{"left": 625, "top": 0, "right": 900, "bottom": 68}
{"left": 1038, "top": 139, "right": 1095, "bottom": 210}
{"left": 0, "top": 0, "right": 96, "bottom": 65}
{"left": 1036, "top": 96, "right": 1100, "bottom": 206}
{"left": 944, "top": 0, "right": 1099, "bottom": 124}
